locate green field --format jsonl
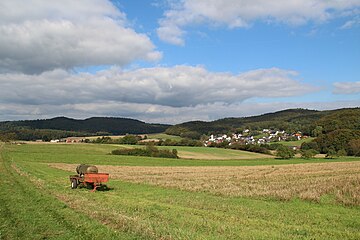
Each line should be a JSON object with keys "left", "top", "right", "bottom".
{"left": 1, "top": 143, "right": 360, "bottom": 239}
{"left": 145, "top": 133, "right": 183, "bottom": 141}
{"left": 271, "top": 137, "right": 315, "bottom": 147}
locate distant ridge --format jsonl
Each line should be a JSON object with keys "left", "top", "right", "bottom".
{"left": 0, "top": 117, "right": 170, "bottom": 135}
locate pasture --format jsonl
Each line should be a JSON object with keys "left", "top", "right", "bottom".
{"left": 1, "top": 143, "right": 360, "bottom": 239}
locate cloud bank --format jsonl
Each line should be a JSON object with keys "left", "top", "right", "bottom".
{"left": 0, "top": 65, "right": 321, "bottom": 123}
{"left": 0, "top": 0, "right": 161, "bottom": 74}
{"left": 157, "top": 0, "right": 360, "bottom": 45}
{"left": 0, "top": 66, "right": 313, "bottom": 107}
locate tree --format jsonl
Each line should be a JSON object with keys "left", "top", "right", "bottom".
{"left": 276, "top": 145, "right": 295, "bottom": 159}
{"left": 312, "top": 126, "right": 323, "bottom": 137}
{"left": 300, "top": 149, "right": 317, "bottom": 159}
{"left": 348, "top": 139, "right": 360, "bottom": 156}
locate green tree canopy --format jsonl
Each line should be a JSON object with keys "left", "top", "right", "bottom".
{"left": 276, "top": 145, "right": 295, "bottom": 159}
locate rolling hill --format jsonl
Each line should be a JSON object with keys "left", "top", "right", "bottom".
{"left": 165, "top": 108, "right": 360, "bottom": 137}
{"left": 0, "top": 117, "right": 170, "bottom": 141}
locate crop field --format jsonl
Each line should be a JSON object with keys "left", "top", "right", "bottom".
{"left": 159, "top": 145, "right": 274, "bottom": 160}
{"left": 1, "top": 143, "right": 360, "bottom": 239}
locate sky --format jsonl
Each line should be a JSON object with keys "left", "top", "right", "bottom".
{"left": 0, "top": 0, "right": 359, "bottom": 124}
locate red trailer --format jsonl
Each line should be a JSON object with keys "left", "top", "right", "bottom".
{"left": 69, "top": 173, "right": 109, "bottom": 192}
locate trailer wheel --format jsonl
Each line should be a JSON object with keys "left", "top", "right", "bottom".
{"left": 71, "top": 179, "right": 78, "bottom": 189}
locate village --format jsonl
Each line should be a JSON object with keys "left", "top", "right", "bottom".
{"left": 204, "top": 129, "right": 306, "bottom": 146}
{"left": 47, "top": 128, "right": 307, "bottom": 146}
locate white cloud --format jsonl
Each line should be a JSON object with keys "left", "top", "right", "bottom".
{"left": 340, "top": 16, "right": 360, "bottom": 29}
{"left": 157, "top": 0, "right": 360, "bottom": 45}
{"left": 0, "top": 66, "right": 314, "bottom": 108}
{"left": 333, "top": 81, "right": 360, "bottom": 94}
{"left": 0, "top": 0, "right": 161, "bottom": 73}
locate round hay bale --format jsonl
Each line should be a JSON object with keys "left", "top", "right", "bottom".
{"left": 76, "top": 164, "right": 98, "bottom": 175}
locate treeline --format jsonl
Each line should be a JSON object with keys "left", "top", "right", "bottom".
{"left": 91, "top": 135, "right": 143, "bottom": 145}
{"left": 297, "top": 109, "right": 360, "bottom": 157}
{"left": 111, "top": 145, "right": 179, "bottom": 158}
{"left": 0, "top": 129, "right": 88, "bottom": 142}
{"left": 91, "top": 135, "right": 203, "bottom": 147}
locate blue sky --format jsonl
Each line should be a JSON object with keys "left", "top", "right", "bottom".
{"left": 0, "top": 0, "right": 359, "bottom": 123}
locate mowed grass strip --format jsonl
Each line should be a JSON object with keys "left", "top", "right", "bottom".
{"left": 0, "top": 144, "right": 143, "bottom": 240}
{"left": 52, "top": 161, "right": 360, "bottom": 205}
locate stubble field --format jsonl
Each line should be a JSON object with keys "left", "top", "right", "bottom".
{"left": 51, "top": 161, "right": 360, "bottom": 205}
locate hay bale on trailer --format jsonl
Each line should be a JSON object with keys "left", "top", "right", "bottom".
{"left": 76, "top": 164, "right": 98, "bottom": 176}
{"left": 70, "top": 164, "right": 109, "bottom": 192}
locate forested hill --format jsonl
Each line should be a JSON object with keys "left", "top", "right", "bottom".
{"left": 0, "top": 117, "right": 170, "bottom": 135}
{"left": 165, "top": 108, "right": 360, "bottom": 138}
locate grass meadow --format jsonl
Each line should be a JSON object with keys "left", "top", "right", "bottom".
{"left": 270, "top": 137, "right": 315, "bottom": 147}
{"left": 1, "top": 142, "right": 360, "bottom": 239}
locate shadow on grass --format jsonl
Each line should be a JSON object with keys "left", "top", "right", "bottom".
{"left": 77, "top": 184, "right": 113, "bottom": 192}
{"left": 95, "top": 184, "right": 112, "bottom": 192}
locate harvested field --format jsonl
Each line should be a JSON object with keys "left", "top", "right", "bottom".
{"left": 51, "top": 161, "right": 360, "bottom": 205}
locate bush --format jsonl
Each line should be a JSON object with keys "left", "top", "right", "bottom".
{"left": 325, "top": 148, "right": 337, "bottom": 159}
{"left": 92, "top": 136, "right": 112, "bottom": 144}
{"left": 111, "top": 145, "right": 179, "bottom": 158}
{"left": 337, "top": 149, "right": 347, "bottom": 156}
